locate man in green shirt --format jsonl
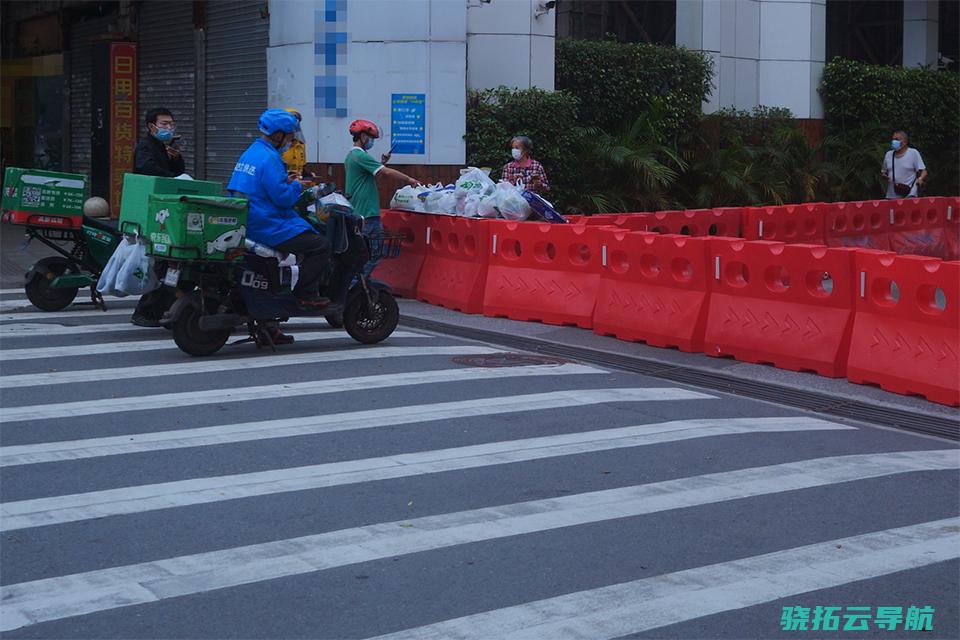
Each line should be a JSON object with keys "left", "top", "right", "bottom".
{"left": 344, "top": 119, "right": 420, "bottom": 277}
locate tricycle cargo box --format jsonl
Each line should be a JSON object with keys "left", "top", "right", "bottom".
{"left": 1, "top": 167, "right": 87, "bottom": 228}
{"left": 118, "top": 173, "right": 222, "bottom": 235}
{"left": 145, "top": 194, "right": 248, "bottom": 260}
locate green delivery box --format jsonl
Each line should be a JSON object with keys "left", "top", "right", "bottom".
{"left": 1, "top": 167, "right": 87, "bottom": 227}
{"left": 145, "top": 194, "right": 248, "bottom": 260}
{"left": 118, "top": 173, "right": 223, "bottom": 235}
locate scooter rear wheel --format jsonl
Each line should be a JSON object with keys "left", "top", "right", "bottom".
{"left": 172, "top": 302, "right": 230, "bottom": 356}
{"left": 25, "top": 257, "right": 79, "bottom": 311}
{"left": 344, "top": 288, "right": 398, "bottom": 344}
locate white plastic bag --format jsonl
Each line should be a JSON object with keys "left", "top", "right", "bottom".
{"left": 390, "top": 185, "right": 424, "bottom": 212}
{"left": 319, "top": 192, "right": 353, "bottom": 209}
{"left": 496, "top": 183, "right": 532, "bottom": 221}
{"left": 463, "top": 193, "right": 481, "bottom": 217}
{"left": 96, "top": 236, "right": 138, "bottom": 297}
{"left": 436, "top": 190, "right": 459, "bottom": 214}
{"left": 116, "top": 239, "right": 159, "bottom": 296}
{"left": 455, "top": 167, "right": 495, "bottom": 198}
{"left": 476, "top": 194, "right": 499, "bottom": 218}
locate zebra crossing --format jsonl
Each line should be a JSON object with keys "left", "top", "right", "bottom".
{"left": 0, "top": 293, "right": 957, "bottom": 638}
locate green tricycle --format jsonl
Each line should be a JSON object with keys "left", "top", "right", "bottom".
{"left": 1, "top": 167, "right": 121, "bottom": 311}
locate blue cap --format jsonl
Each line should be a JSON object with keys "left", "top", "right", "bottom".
{"left": 258, "top": 109, "right": 301, "bottom": 136}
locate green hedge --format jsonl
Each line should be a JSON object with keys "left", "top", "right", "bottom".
{"left": 555, "top": 38, "right": 713, "bottom": 140}
{"left": 464, "top": 87, "right": 580, "bottom": 205}
{"left": 820, "top": 58, "right": 960, "bottom": 196}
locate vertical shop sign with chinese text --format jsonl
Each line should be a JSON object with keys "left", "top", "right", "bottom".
{"left": 109, "top": 42, "right": 136, "bottom": 216}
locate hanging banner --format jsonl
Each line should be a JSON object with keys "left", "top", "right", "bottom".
{"left": 109, "top": 42, "right": 136, "bottom": 216}
{"left": 391, "top": 93, "right": 425, "bottom": 155}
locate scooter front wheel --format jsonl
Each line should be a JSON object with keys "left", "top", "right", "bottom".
{"left": 172, "top": 303, "right": 231, "bottom": 356}
{"left": 25, "top": 257, "right": 79, "bottom": 311}
{"left": 343, "top": 288, "right": 399, "bottom": 344}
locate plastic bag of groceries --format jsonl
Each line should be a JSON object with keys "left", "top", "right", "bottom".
{"left": 96, "top": 235, "right": 138, "bottom": 297}
{"left": 495, "top": 181, "right": 532, "bottom": 221}
{"left": 390, "top": 185, "right": 425, "bottom": 212}
{"left": 455, "top": 166, "right": 495, "bottom": 198}
{"left": 463, "top": 193, "right": 482, "bottom": 217}
{"left": 115, "top": 238, "right": 159, "bottom": 296}
{"left": 477, "top": 193, "right": 499, "bottom": 218}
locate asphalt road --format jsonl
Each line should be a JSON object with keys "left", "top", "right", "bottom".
{"left": 0, "top": 290, "right": 957, "bottom": 639}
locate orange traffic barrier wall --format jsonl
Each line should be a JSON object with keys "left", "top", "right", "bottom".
{"left": 643, "top": 208, "right": 742, "bottom": 237}
{"left": 415, "top": 216, "right": 490, "bottom": 314}
{"left": 593, "top": 228, "right": 711, "bottom": 352}
{"left": 823, "top": 201, "right": 891, "bottom": 250}
{"left": 577, "top": 213, "right": 652, "bottom": 229}
{"left": 703, "top": 239, "right": 858, "bottom": 377}
{"left": 886, "top": 198, "right": 947, "bottom": 258}
{"left": 742, "top": 203, "right": 825, "bottom": 244}
{"left": 482, "top": 220, "right": 601, "bottom": 328}
{"left": 942, "top": 197, "right": 959, "bottom": 261}
{"left": 373, "top": 209, "right": 427, "bottom": 297}
{"left": 846, "top": 251, "right": 959, "bottom": 406}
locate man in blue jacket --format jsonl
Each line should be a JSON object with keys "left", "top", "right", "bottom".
{"left": 228, "top": 110, "right": 330, "bottom": 310}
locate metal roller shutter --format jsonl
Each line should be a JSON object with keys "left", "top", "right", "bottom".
{"left": 137, "top": 0, "right": 196, "bottom": 175}
{"left": 204, "top": 0, "right": 269, "bottom": 186}
{"left": 68, "top": 16, "right": 112, "bottom": 176}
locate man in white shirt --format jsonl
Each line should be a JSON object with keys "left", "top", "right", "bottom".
{"left": 881, "top": 130, "right": 928, "bottom": 199}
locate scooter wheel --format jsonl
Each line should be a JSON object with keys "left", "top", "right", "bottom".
{"left": 172, "top": 302, "right": 230, "bottom": 356}
{"left": 25, "top": 257, "right": 79, "bottom": 311}
{"left": 344, "top": 288, "right": 399, "bottom": 344}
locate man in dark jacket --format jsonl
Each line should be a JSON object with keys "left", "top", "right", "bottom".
{"left": 130, "top": 108, "right": 184, "bottom": 326}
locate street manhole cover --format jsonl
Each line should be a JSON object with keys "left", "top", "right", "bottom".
{"left": 452, "top": 353, "right": 569, "bottom": 368}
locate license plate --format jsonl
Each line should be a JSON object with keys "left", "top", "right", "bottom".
{"left": 163, "top": 266, "right": 180, "bottom": 287}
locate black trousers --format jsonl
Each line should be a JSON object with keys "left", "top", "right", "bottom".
{"left": 133, "top": 260, "right": 176, "bottom": 320}
{"left": 275, "top": 231, "right": 331, "bottom": 299}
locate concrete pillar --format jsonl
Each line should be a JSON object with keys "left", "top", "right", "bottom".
{"left": 903, "top": 0, "right": 939, "bottom": 67}
{"left": 466, "top": 0, "right": 556, "bottom": 91}
{"left": 677, "top": 0, "right": 825, "bottom": 118}
{"left": 758, "top": 0, "right": 825, "bottom": 118}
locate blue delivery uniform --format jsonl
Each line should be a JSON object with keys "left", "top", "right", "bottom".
{"left": 228, "top": 110, "right": 330, "bottom": 304}
{"left": 227, "top": 137, "right": 313, "bottom": 247}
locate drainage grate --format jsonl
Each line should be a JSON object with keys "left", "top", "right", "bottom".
{"left": 404, "top": 317, "right": 958, "bottom": 441}
{"left": 452, "top": 353, "right": 568, "bottom": 368}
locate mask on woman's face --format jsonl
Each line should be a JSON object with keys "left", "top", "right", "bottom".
{"left": 511, "top": 148, "right": 523, "bottom": 161}
{"left": 891, "top": 139, "right": 902, "bottom": 151}
{"left": 153, "top": 127, "right": 174, "bottom": 144}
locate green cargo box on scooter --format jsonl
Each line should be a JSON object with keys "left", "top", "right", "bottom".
{"left": 1, "top": 167, "right": 87, "bottom": 228}
{"left": 144, "top": 194, "right": 248, "bottom": 261}
{"left": 117, "top": 173, "right": 223, "bottom": 235}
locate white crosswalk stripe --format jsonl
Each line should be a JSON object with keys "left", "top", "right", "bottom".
{"left": 0, "top": 330, "right": 427, "bottom": 361}
{"left": 0, "top": 343, "right": 500, "bottom": 390}
{"left": 374, "top": 517, "right": 960, "bottom": 640}
{"left": 0, "top": 388, "right": 715, "bottom": 466}
{"left": 1, "top": 451, "right": 955, "bottom": 630}
{"left": 1, "top": 414, "right": 811, "bottom": 530}
{"left": 1, "top": 287, "right": 956, "bottom": 637}
{"left": 0, "top": 295, "right": 140, "bottom": 313}
{"left": 0, "top": 362, "right": 609, "bottom": 421}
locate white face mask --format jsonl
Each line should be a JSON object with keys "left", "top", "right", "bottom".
{"left": 511, "top": 148, "right": 523, "bottom": 161}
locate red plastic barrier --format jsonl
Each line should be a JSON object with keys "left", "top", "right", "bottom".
{"left": 742, "top": 203, "right": 825, "bottom": 244}
{"left": 886, "top": 198, "right": 947, "bottom": 258}
{"left": 846, "top": 252, "right": 959, "bottom": 406}
{"left": 644, "top": 208, "right": 742, "bottom": 237}
{"left": 372, "top": 209, "right": 427, "bottom": 297}
{"left": 703, "top": 239, "right": 858, "bottom": 377}
{"left": 593, "top": 228, "right": 711, "bottom": 352}
{"left": 482, "top": 221, "right": 602, "bottom": 328}
{"left": 943, "top": 197, "right": 959, "bottom": 261}
{"left": 415, "top": 216, "right": 491, "bottom": 314}
{"left": 579, "top": 213, "right": 652, "bottom": 229}
{"left": 823, "top": 201, "right": 891, "bottom": 250}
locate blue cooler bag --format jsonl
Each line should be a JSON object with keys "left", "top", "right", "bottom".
{"left": 521, "top": 190, "right": 567, "bottom": 223}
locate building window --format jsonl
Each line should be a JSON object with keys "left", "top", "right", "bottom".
{"left": 556, "top": 0, "right": 676, "bottom": 45}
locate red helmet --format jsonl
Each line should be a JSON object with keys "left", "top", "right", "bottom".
{"left": 349, "top": 119, "right": 380, "bottom": 138}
